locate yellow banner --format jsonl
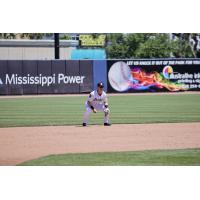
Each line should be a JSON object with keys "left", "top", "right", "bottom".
{"left": 79, "top": 34, "right": 106, "bottom": 46}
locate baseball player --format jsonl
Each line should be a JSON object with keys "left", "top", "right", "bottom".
{"left": 82, "top": 82, "right": 111, "bottom": 126}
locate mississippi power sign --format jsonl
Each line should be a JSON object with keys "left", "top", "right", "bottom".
{"left": 0, "top": 60, "right": 93, "bottom": 95}
{"left": 2, "top": 73, "right": 85, "bottom": 86}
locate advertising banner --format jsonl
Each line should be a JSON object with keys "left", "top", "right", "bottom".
{"left": 7, "top": 60, "right": 23, "bottom": 95}
{"left": 107, "top": 59, "right": 200, "bottom": 92}
{"left": 79, "top": 60, "right": 93, "bottom": 93}
{"left": 22, "top": 60, "right": 38, "bottom": 94}
{"left": 0, "top": 60, "right": 8, "bottom": 95}
{"left": 37, "top": 60, "right": 53, "bottom": 94}
{"left": 0, "top": 60, "right": 93, "bottom": 95}
{"left": 79, "top": 34, "right": 106, "bottom": 47}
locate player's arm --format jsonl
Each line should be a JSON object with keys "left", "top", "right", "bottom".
{"left": 87, "top": 93, "right": 97, "bottom": 113}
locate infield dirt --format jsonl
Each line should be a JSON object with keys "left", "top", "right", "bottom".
{"left": 0, "top": 122, "right": 200, "bottom": 165}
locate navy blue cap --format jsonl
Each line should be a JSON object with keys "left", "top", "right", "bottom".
{"left": 97, "top": 82, "right": 104, "bottom": 88}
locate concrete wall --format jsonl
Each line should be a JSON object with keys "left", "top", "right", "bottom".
{"left": 0, "top": 47, "right": 75, "bottom": 60}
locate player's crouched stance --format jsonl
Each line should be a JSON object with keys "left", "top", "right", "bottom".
{"left": 82, "top": 82, "right": 111, "bottom": 126}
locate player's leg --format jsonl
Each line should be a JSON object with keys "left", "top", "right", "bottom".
{"left": 99, "top": 105, "right": 111, "bottom": 126}
{"left": 104, "top": 110, "right": 110, "bottom": 125}
{"left": 82, "top": 106, "right": 92, "bottom": 126}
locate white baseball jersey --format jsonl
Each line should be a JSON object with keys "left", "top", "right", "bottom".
{"left": 86, "top": 90, "right": 108, "bottom": 107}
{"left": 83, "top": 90, "right": 110, "bottom": 124}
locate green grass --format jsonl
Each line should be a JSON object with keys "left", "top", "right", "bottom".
{"left": 0, "top": 94, "right": 200, "bottom": 127}
{"left": 18, "top": 148, "right": 200, "bottom": 166}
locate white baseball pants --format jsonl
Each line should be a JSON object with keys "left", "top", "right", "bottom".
{"left": 83, "top": 103, "right": 110, "bottom": 124}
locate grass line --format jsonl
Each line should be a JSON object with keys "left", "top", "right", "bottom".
{"left": 18, "top": 148, "right": 200, "bottom": 166}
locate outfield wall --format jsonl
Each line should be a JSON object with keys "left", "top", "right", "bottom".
{"left": 0, "top": 59, "right": 200, "bottom": 95}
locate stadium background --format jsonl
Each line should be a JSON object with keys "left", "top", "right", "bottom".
{"left": 0, "top": 33, "right": 200, "bottom": 166}
{"left": 0, "top": 58, "right": 200, "bottom": 95}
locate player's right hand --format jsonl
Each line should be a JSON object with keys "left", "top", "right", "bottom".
{"left": 93, "top": 109, "right": 97, "bottom": 113}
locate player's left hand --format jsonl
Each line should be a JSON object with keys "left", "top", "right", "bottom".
{"left": 93, "top": 109, "right": 97, "bottom": 113}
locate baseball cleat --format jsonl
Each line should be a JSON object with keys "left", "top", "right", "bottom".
{"left": 82, "top": 123, "right": 87, "bottom": 127}
{"left": 104, "top": 123, "right": 111, "bottom": 126}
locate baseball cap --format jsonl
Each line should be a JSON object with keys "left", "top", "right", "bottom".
{"left": 97, "top": 82, "right": 104, "bottom": 88}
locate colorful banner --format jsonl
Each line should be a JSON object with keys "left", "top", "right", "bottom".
{"left": 107, "top": 59, "right": 200, "bottom": 92}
